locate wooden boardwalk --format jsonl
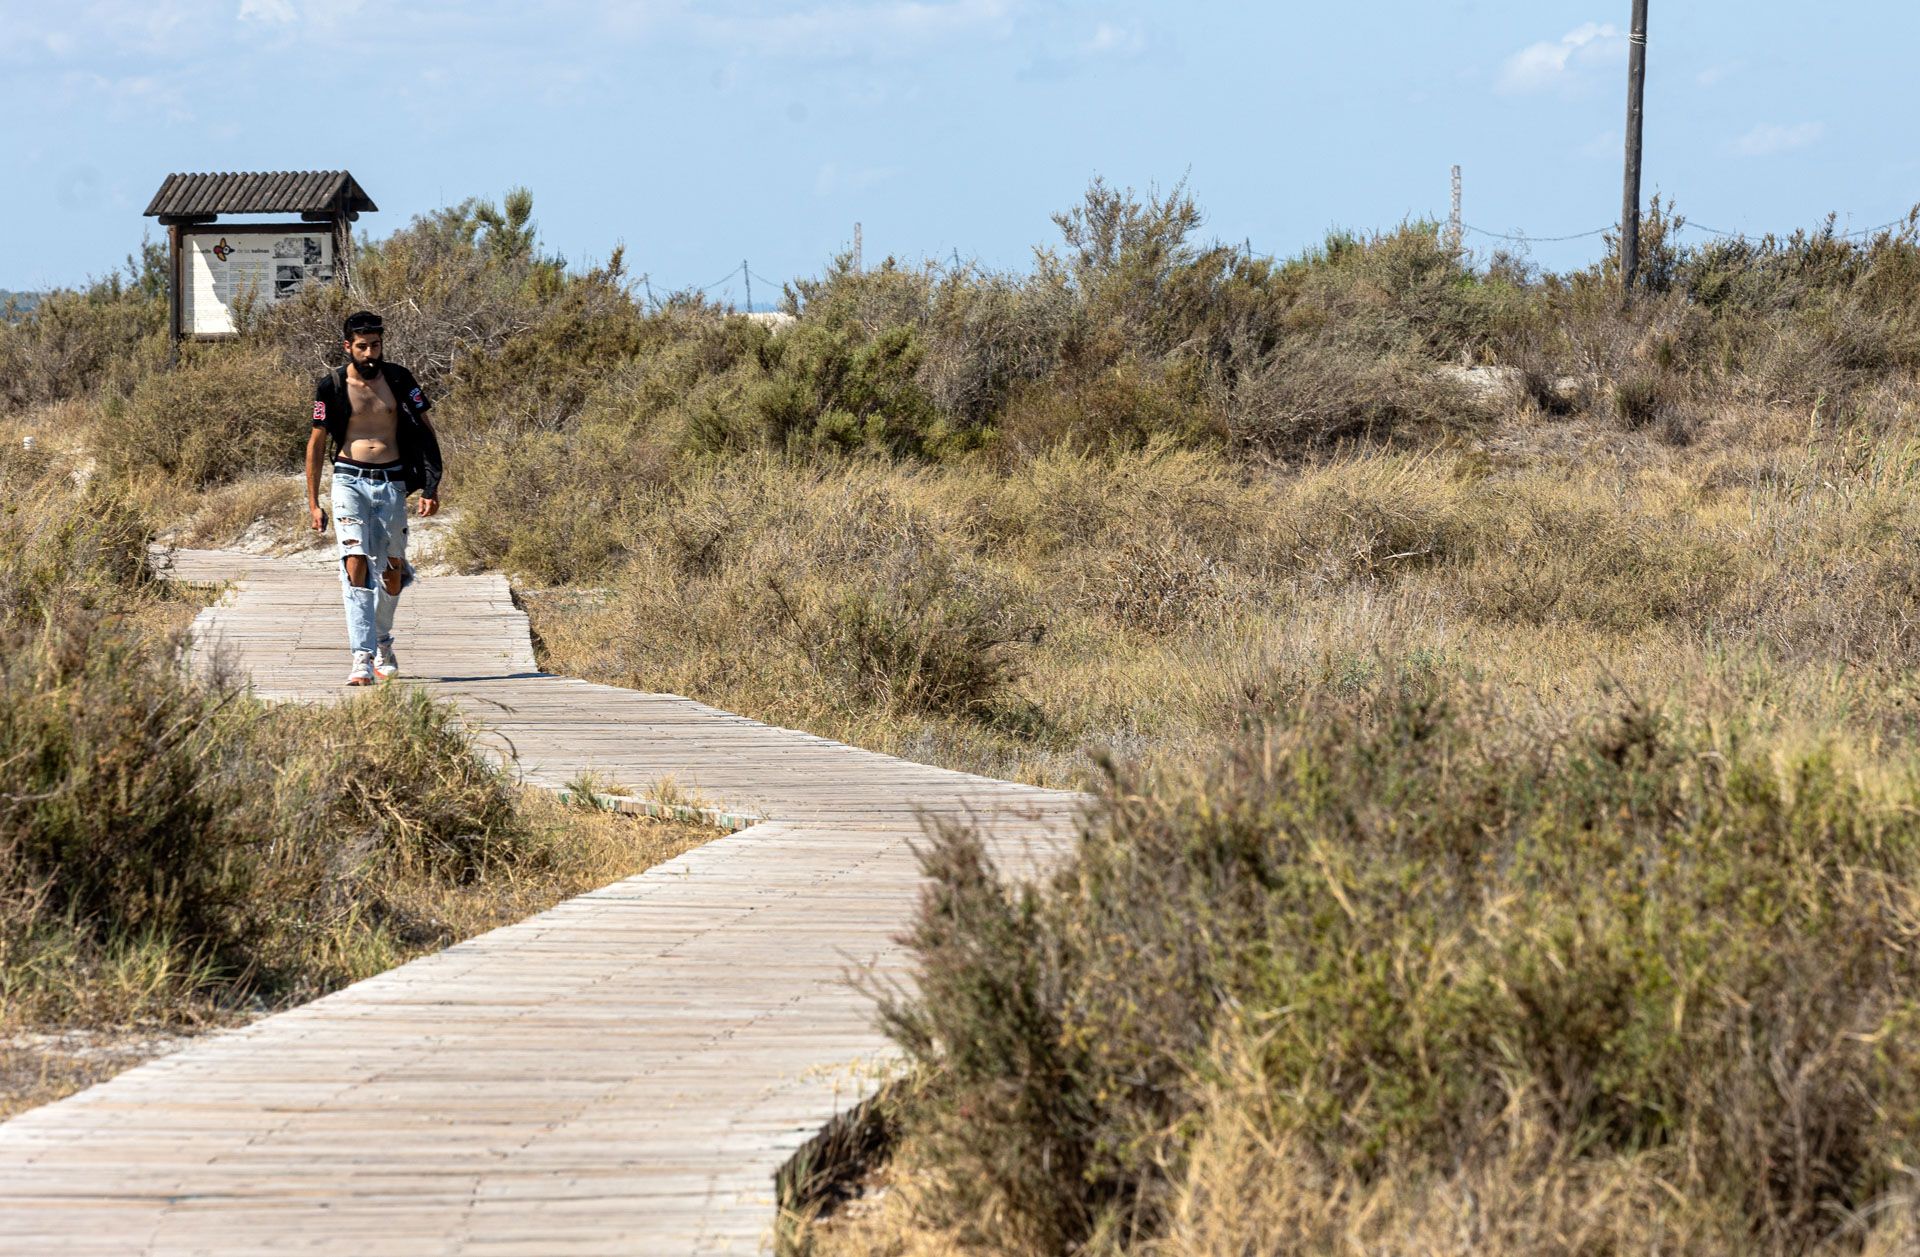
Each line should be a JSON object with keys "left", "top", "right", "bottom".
{"left": 0, "top": 550, "right": 1085, "bottom": 1254}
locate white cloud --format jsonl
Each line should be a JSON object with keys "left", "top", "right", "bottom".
{"left": 1733, "top": 121, "right": 1824, "bottom": 157}
{"left": 1499, "top": 22, "right": 1624, "bottom": 94}
{"left": 60, "top": 70, "right": 195, "bottom": 123}
{"left": 238, "top": 0, "right": 297, "bottom": 22}
{"left": 1085, "top": 21, "right": 1144, "bottom": 56}
{"left": 2, "top": 2, "right": 222, "bottom": 62}
{"left": 654, "top": 0, "right": 1014, "bottom": 59}
{"left": 1580, "top": 128, "right": 1622, "bottom": 159}
{"left": 814, "top": 161, "right": 900, "bottom": 197}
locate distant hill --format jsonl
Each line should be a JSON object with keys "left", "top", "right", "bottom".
{"left": 0, "top": 290, "right": 42, "bottom": 319}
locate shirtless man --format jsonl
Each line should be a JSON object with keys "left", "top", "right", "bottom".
{"left": 306, "top": 310, "right": 443, "bottom": 685}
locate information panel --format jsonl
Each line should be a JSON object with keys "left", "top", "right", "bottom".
{"left": 182, "top": 229, "right": 334, "bottom": 335}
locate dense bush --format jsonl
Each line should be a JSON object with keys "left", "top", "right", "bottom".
{"left": 0, "top": 617, "right": 247, "bottom": 947}
{"left": 0, "top": 241, "right": 168, "bottom": 413}
{"left": 0, "top": 445, "right": 153, "bottom": 633}
{"left": 756, "top": 316, "right": 954, "bottom": 457}
{"left": 447, "top": 257, "right": 652, "bottom": 436}
{"left": 97, "top": 344, "right": 308, "bottom": 486}
{"left": 1221, "top": 340, "right": 1483, "bottom": 455}
{"left": 0, "top": 626, "right": 537, "bottom": 1016}
{"left": 786, "top": 545, "right": 1036, "bottom": 717}
{"left": 0, "top": 445, "right": 535, "bottom": 1019}
{"left": 880, "top": 674, "right": 1920, "bottom": 1252}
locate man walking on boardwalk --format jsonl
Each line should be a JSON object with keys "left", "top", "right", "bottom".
{"left": 305, "top": 310, "right": 444, "bottom": 686}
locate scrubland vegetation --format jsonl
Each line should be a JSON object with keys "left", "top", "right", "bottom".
{"left": 0, "top": 358, "right": 702, "bottom": 1113}
{"left": 6, "top": 182, "right": 1920, "bottom": 1249}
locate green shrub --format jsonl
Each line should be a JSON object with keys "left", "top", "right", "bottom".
{"left": 99, "top": 345, "right": 307, "bottom": 487}
{"left": 1268, "top": 220, "right": 1512, "bottom": 360}
{"left": 1611, "top": 366, "right": 1674, "bottom": 429}
{"left": 447, "top": 262, "right": 653, "bottom": 435}
{"left": 917, "top": 268, "right": 1075, "bottom": 429}
{"left": 0, "top": 457, "right": 534, "bottom": 1011}
{"left": 0, "top": 448, "right": 153, "bottom": 633}
{"left": 263, "top": 685, "right": 527, "bottom": 885}
{"left": 994, "top": 365, "right": 1211, "bottom": 457}
{"left": 1222, "top": 342, "right": 1484, "bottom": 456}
{"left": 882, "top": 674, "right": 1920, "bottom": 1250}
{"left": 0, "top": 618, "right": 247, "bottom": 947}
{"left": 773, "top": 544, "right": 1036, "bottom": 718}
{"left": 880, "top": 821, "right": 1097, "bottom": 1254}
{"left": 0, "top": 243, "right": 168, "bottom": 414}
{"left": 757, "top": 319, "right": 965, "bottom": 458}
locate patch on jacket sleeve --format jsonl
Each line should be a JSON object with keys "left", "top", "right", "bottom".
{"left": 408, "top": 387, "right": 426, "bottom": 409}
{"left": 312, "top": 400, "right": 326, "bottom": 426}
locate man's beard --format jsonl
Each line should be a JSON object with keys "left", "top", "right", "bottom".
{"left": 352, "top": 358, "right": 382, "bottom": 380}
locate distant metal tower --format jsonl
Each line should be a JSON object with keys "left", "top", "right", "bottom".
{"left": 742, "top": 260, "right": 751, "bottom": 313}
{"left": 1449, "top": 165, "right": 1463, "bottom": 254}
{"left": 853, "top": 222, "right": 863, "bottom": 274}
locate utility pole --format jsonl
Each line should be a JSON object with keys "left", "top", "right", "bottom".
{"left": 1448, "top": 165, "right": 1463, "bottom": 255}
{"left": 1620, "top": 0, "right": 1650, "bottom": 298}
{"left": 742, "top": 260, "right": 751, "bottom": 313}
{"left": 852, "top": 222, "right": 863, "bottom": 274}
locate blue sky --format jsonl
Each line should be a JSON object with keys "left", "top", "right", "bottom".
{"left": 5, "top": 1, "right": 1917, "bottom": 300}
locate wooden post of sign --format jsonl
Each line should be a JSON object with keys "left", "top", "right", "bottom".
{"left": 166, "top": 223, "right": 182, "bottom": 364}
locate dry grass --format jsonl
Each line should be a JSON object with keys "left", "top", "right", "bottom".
{"left": 1133, "top": 1037, "right": 1920, "bottom": 1257}
{"left": 513, "top": 400, "right": 1920, "bottom": 799}
{"left": 157, "top": 473, "right": 315, "bottom": 550}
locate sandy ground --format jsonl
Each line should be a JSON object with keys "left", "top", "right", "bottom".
{"left": 0, "top": 1025, "right": 232, "bottom": 1121}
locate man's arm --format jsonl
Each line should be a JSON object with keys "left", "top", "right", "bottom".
{"left": 415, "top": 411, "right": 442, "bottom": 517}
{"left": 399, "top": 368, "right": 443, "bottom": 517}
{"left": 306, "top": 427, "right": 329, "bottom": 532}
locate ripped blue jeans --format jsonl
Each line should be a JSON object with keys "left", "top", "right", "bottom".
{"left": 330, "top": 465, "right": 414, "bottom": 657}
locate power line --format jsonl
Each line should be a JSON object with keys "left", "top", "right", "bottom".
{"left": 1680, "top": 216, "right": 1913, "bottom": 241}
{"left": 1464, "top": 223, "right": 1614, "bottom": 243}
{"left": 1842, "top": 217, "right": 1912, "bottom": 239}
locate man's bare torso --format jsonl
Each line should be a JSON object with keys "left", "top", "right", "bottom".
{"left": 343, "top": 371, "right": 401, "bottom": 463}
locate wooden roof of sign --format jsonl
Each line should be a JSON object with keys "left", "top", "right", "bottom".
{"left": 143, "top": 170, "right": 376, "bottom": 221}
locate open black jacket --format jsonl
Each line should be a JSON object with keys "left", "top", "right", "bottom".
{"left": 312, "top": 363, "right": 443, "bottom": 499}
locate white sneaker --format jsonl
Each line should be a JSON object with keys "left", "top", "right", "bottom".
{"left": 346, "top": 651, "right": 375, "bottom": 687}
{"left": 374, "top": 642, "right": 400, "bottom": 681}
